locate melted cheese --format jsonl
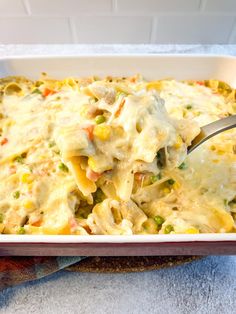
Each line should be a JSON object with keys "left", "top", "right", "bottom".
{"left": 0, "top": 76, "right": 235, "bottom": 235}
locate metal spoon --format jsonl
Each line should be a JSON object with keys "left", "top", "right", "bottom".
{"left": 187, "top": 115, "right": 236, "bottom": 154}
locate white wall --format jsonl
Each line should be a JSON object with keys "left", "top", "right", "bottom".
{"left": 0, "top": 0, "right": 235, "bottom": 44}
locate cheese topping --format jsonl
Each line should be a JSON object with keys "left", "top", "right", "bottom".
{"left": 0, "top": 76, "right": 235, "bottom": 235}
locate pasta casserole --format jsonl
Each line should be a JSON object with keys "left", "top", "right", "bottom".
{"left": 0, "top": 74, "right": 235, "bottom": 235}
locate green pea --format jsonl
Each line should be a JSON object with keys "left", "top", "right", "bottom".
{"left": 168, "top": 179, "right": 175, "bottom": 185}
{"left": 13, "top": 191, "right": 20, "bottom": 199}
{"left": 157, "top": 151, "right": 161, "bottom": 159}
{"left": 116, "top": 92, "right": 125, "bottom": 99}
{"left": 0, "top": 213, "right": 4, "bottom": 223}
{"left": 93, "top": 188, "right": 105, "bottom": 204}
{"left": 17, "top": 227, "right": 25, "bottom": 234}
{"left": 32, "top": 88, "right": 42, "bottom": 94}
{"left": 154, "top": 215, "right": 165, "bottom": 227}
{"left": 58, "top": 162, "right": 69, "bottom": 172}
{"left": 35, "top": 81, "right": 43, "bottom": 87}
{"left": 164, "top": 225, "right": 174, "bottom": 234}
{"left": 186, "top": 104, "right": 192, "bottom": 110}
{"left": 178, "top": 162, "right": 187, "bottom": 170}
{"left": 48, "top": 140, "right": 56, "bottom": 148}
{"left": 14, "top": 156, "right": 24, "bottom": 163}
{"left": 150, "top": 174, "right": 161, "bottom": 184}
{"left": 54, "top": 149, "right": 61, "bottom": 155}
{"left": 95, "top": 115, "right": 106, "bottom": 124}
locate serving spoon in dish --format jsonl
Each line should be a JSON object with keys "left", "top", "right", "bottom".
{"left": 187, "top": 114, "right": 236, "bottom": 154}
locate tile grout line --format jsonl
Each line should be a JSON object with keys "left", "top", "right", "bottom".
{"left": 227, "top": 18, "right": 236, "bottom": 43}
{"left": 22, "top": 0, "right": 31, "bottom": 15}
{"left": 7, "top": 12, "right": 235, "bottom": 18}
{"left": 68, "top": 17, "right": 78, "bottom": 44}
{"left": 149, "top": 17, "right": 158, "bottom": 44}
{"left": 199, "top": 0, "right": 208, "bottom": 11}
{"left": 112, "top": 0, "right": 117, "bottom": 12}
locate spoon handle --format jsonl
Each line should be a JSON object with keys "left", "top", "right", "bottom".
{"left": 188, "top": 114, "right": 236, "bottom": 154}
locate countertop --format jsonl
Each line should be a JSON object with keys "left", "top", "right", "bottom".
{"left": 0, "top": 45, "right": 236, "bottom": 314}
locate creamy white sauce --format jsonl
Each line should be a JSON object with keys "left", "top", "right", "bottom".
{"left": 0, "top": 77, "right": 235, "bottom": 235}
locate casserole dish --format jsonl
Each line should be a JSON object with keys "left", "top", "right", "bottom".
{"left": 0, "top": 54, "right": 236, "bottom": 256}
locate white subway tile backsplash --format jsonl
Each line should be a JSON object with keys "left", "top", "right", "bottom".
{"left": 0, "top": 0, "right": 234, "bottom": 44}
{"left": 28, "top": 0, "right": 112, "bottom": 15}
{"left": 204, "top": 0, "right": 236, "bottom": 12}
{"left": 0, "top": 0, "right": 26, "bottom": 15}
{"left": 0, "top": 18, "right": 73, "bottom": 44}
{"left": 117, "top": 0, "right": 201, "bottom": 13}
{"left": 73, "top": 16, "right": 152, "bottom": 43}
{"left": 154, "top": 15, "right": 235, "bottom": 44}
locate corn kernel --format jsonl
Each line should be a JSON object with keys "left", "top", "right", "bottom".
{"left": 23, "top": 199, "right": 35, "bottom": 210}
{"left": 114, "top": 126, "right": 124, "bottom": 137}
{"left": 93, "top": 125, "right": 111, "bottom": 141}
{"left": 185, "top": 227, "right": 199, "bottom": 234}
{"left": 79, "top": 105, "right": 89, "bottom": 118}
{"left": 173, "top": 182, "right": 180, "bottom": 190}
{"left": 51, "top": 103, "right": 62, "bottom": 109}
{"left": 63, "top": 78, "right": 77, "bottom": 88}
{"left": 19, "top": 91, "right": 24, "bottom": 97}
{"left": 21, "top": 173, "right": 33, "bottom": 184}
{"left": 163, "top": 187, "right": 170, "bottom": 195}
{"left": 88, "top": 156, "right": 112, "bottom": 173}
{"left": 182, "top": 109, "right": 188, "bottom": 118}
{"left": 142, "top": 218, "right": 158, "bottom": 234}
{"left": 39, "top": 155, "right": 47, "bottom": 161}
{"left": 194, "top": 111, "right": 201, "bottom": 117}
{"left": 5, "top": 119, "right": 15, "bottom": 127}
{"left": 88, "top": 156, "right": 96, "bottom": 171}
{"left": 27, "top": 183, "right": 33, "bottom": 192}
{"left": 146, "top": 81, "right": 162, "bottom": 91}
{"left": 173, "top": 135, "right": 183, "bottom": 149}
{"left": 0, "top": 223, "right": 4, "bottom": 233}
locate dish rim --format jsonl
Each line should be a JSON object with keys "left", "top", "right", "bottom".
{"left": 1, "top": 233, "right": 236, "bottom": 243}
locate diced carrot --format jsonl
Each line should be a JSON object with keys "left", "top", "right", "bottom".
{"left": 9, "top": 165, "right": 16, "bottom": 174}
{"left": 1, "top": 138, "right": 8, "bottom": 145}
{"left": 69, "top": 217, "right": 78, "bottom": 232}
{"left": 86, "top": 168, "right": 101, "bottom": 182}
{"left": 43, "top": 88, "right": 56, "bottom": 97}
{"left": 115, "top": 99, "right": 125, "bottom": 117}
{"left": 83, "top": 224, "right": 92, "bottom": 234}
{"left": 58, "top": 224, "right": 71, "bottom": 235}
{"left": 196, "top": 81, "right": 204, "bottom": 86}
{"left": 38, "top": 169, "right": 49, "bottom": 176}
{"left": 129, "top": 77, "right": 136, "bottom": 83}
{"left": 134, "top": 172, "right": 145, "bottom": 182}
{"left": 83, "top": 125, "right": 94, "bottom": 140}
{"left": 31, "top": 219, "right": 42, "bottom": 227}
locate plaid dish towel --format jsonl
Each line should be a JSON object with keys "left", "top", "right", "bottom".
{"left": 0, "top": 256, "right": 86, "bottom": 290}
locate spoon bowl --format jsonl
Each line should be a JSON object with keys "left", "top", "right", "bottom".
{"left": 187, "top": 115, "right": 236, "bottom": 154}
